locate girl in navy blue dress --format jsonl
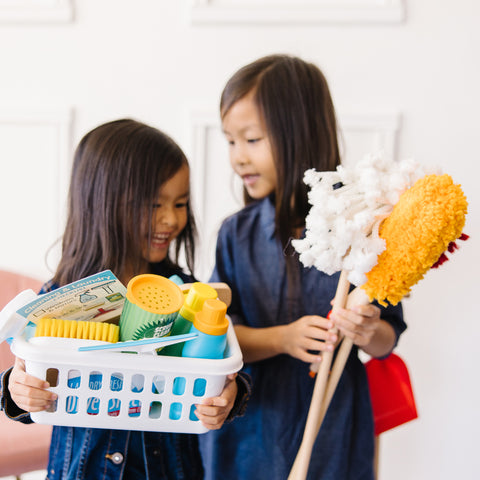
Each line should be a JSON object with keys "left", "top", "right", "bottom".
{"left": 199, "top": 54, "right": 406, "bottom": 480}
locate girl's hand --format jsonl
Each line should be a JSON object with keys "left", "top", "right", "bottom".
{"left": 330, "top": 304, "right": 381, "bottom": 348}
{"left": 194, "top": 373, "right": 238, "bottom": 430}
{"left": 8, "top": 357, "right": 57, "bottom": 412}
{"left": 281, "top": 315, "right": 338, "bottom": 364}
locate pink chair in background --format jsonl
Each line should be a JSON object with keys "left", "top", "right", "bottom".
{"left": 0, "top": 269, "right": 52, "bottom": 479}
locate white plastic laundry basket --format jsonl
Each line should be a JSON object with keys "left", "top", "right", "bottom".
{"left": 11, "top": 319, "right": 242, "bottom": 434}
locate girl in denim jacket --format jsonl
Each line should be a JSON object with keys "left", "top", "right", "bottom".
{"left": 0, "top": 119, "right": 249, "bottom": 480}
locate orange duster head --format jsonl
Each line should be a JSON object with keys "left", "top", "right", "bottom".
{"left": 363, "top": 174, "right": 468, "bottom": 306}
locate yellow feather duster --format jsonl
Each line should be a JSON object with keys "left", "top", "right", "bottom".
{"left": 363, "top": 174, "right": 468, "bottom": 306}
{"left": 289, "top": 169, "right": 469, "bottom": 480}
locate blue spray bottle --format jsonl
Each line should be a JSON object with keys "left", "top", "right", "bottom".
{"left": 181, "top": 298, "right": 228, "bottom": 360}
{"left": 161, "top": 282, "right": 218, "bottom": 357}
{"left": 169, "top": 294, "right": 228, "bottom": 420}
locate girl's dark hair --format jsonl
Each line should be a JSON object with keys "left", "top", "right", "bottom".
{"left": 53, "top": 119, "right": 196, "bottom": 286}
{"left": 221, "top": 54, "right": 341, "bottom": 310}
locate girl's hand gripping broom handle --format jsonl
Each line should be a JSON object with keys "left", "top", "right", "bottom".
{"left": 287, "top": 270, "right": 351, "bottom": 480}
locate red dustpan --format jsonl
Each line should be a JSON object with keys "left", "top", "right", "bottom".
{"left": 365, "top": 353, "right": 418, "bottom": 436}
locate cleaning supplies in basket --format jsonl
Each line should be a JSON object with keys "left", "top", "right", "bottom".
{"left": 0, "top": 270, "right": 243, "bottom": 433}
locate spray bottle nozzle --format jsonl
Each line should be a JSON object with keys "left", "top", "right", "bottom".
{"left": 193, "top": 298, "right": 228, "bottom": 336}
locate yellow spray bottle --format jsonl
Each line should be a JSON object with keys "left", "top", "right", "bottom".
{"left": 161, "top": 282, "right": 218, "bottom": 356}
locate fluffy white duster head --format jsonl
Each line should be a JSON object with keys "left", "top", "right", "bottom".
{"left": 292, "top": 153, "right": 426, "bottom": 286}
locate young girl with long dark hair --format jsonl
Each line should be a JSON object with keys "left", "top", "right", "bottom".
{"left": 1, "top": 119, "right": 248, "bottom": 480}
{"left": 199, "top": 54, "right": 406, "bottom": 480}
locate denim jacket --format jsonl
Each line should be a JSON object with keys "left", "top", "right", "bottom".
{"left": 47, "top": 425, "right": 203, "bottom": 480}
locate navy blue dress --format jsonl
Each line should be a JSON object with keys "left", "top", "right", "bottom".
{"left": 199, "top": 197, "right": 406, "bottom": 480}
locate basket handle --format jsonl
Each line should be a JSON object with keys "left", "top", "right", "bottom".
{"left": 77, "top": 332, "right": 198, "bottom": 353}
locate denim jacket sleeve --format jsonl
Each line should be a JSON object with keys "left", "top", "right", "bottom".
{"left": 225, "top": 371, "right": 252, "bottom": 422}
{"left": 0, "top": 366, "right": 33, "bottom": 423}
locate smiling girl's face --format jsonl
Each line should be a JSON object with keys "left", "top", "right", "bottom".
{"left": 142, "top": 163, "right": 190, "bottom": 264}
{"left": 222, "top": 91, "right": 277, "bottom": 200}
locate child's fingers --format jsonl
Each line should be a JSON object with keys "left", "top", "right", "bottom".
{"left": 199, "top": 395, "right": 228, "bottom": 410}
{"left": 303, "top": 326, "right": 336, "bottom": 344}
{"left": 195, "top": 401, "right": 229, "bottom": 430}
{"left": 9, "top": 357, "right": 56, "bottom": 411}
{"left": 288, "top": 330, "right": 338, "bottom": 364}
{"left": 11, "top": 371, "right": 50, "bottom": 390}
{"left": 196, "top": 385, "right": 231, "bottom": 417}
{"left": 195, "top": 403, "right": 225, "bottom": 417}
{"left": 194, "top": 409, "right": 227, "bottom": 430}
{"left": 330, "top": 306, "right": 379, "bottom": 346}
{"left": 295, "top": 350, "right": 331, "bottom": 365}
{"left": 304, "top": 315, "right": 334, "bottom": 332}
{"left": 10, "top": 392, "right": 55, "bottom": 412}
{"left": 8, "top": 377, "right": 57, "bottom": 411}
{"left": 194, "top": 401, "right": 230, "bottom": 430}
{"left": 351, "top": 304, "right": 379, "bottom": 318}
{"left": 305, "top": 333, "right": 338, "bottom": 350}
{"left": 12, "top": 357, "right": 49, "bottom": 388}
{"left": 195, "top": 375, "right": 239, "bottom": 430}
{"left": 10, "top": 371, "right": 51, "bottom": 395}
{"left": 203, "top": 374, "right": 237, "bottom": 409}
{"left": 9, "top": 379, "right": 57, "bottom": 410}
{"left": 283, "top": 315, "right": 338, "bottom": 361}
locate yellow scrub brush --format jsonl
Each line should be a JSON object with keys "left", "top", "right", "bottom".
{"left": 34, "top": 317, "right": 119, "bottom": 343}
{"left": 289, "top": 156, "right": 468, "bottom": 480}
{"left": 32, "top": 317, "right": 198, "bottom": 354}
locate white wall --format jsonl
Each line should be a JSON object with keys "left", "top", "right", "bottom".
{"left": 0, "top": 1, "right": 479, "bottom": 478}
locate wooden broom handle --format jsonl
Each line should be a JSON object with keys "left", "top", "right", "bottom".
{"left": 288, "top": 270, "right": 351, "bottom": 480}
{"left": 315, "top": 287, "right": 370, "bottom": 426}
{"left": 289, "top": 288, "right": 371, "bottom": 478}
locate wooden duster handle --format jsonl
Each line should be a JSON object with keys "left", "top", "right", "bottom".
{"left": 288, "top": 270, "right": 351, "bottom": 480}
{"left": 313, "top": 287, "right": 371, "bottom": 431}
